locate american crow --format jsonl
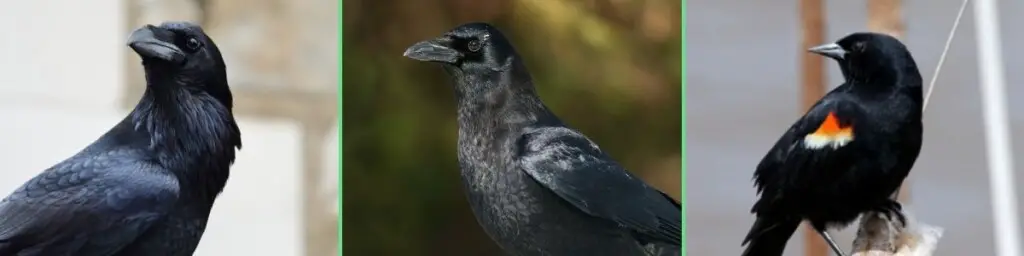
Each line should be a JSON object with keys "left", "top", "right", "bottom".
{"left": 404, "top": 22, "right": 682, "bottom": 256}
{"left": 0, "top": 21, "right": 242, "bottom": 256}
{"left": 741, "top": 32, "right": 923, "bottom": 256}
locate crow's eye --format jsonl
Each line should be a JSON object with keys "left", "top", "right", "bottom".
{"left": 184, "top": 37, "right": 202, "bottom": 52}
{"left": 467, "top": 40, "right": 482, "bottom": 52}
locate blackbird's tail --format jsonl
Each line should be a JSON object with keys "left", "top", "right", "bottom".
{"left": 741, "top": 217, "right": 801, "bottom": 256}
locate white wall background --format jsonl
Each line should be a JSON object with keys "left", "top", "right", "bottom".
{"left": 0, "top": 1, "right": 337, "bottom": 255}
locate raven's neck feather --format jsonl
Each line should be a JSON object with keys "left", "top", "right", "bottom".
{"left": 129, "top": 79, "right": 242, "bottom": 205}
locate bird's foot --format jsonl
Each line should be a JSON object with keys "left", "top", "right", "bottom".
{"left": 876, "top": 200, "right": 907, "bottom": 228}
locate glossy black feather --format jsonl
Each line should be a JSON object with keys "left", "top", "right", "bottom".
{"left": 742, "top": 32, "right": 923, "bottom": 256}
{"left": 0, "top": 21, "right": 241, "bottom": 256}
{"left": 518, "top": 126, "right": 683, "bottom": 244}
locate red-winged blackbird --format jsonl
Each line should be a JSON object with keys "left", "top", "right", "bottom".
{"left": 740, "top": 32, "right": 924, "bottom": 256}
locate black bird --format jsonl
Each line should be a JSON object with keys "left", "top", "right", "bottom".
{"left": 403, "top": 23, "right": 682, "bottom": 256}
{"left": 0, "top": 21, "right": 241, "bottom": 256}
{"left": 741, "top": 32, "right": 923, "bottom": 256}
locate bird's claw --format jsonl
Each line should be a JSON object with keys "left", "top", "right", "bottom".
{"left": 875, "top": 200, "right": 907, "bottom": 228}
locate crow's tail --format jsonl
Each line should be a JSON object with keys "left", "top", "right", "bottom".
{"left": 642, "top": 242, "right": 680, "bottom": 256}
{"left": 741, "top": 217, "right": 801, "bottom": 256}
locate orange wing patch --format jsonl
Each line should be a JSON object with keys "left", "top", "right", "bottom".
{"left": 803, "top": 112, "right": 854, "bottom": 149}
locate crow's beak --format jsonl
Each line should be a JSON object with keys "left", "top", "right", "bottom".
{"left": 128, "top": 25, "right": 186, "bottom": 64}
{"left": 403, "top": 37, "right": 460, "bottom": 64}
{"left": 808, "top": 43, "right": 847, "bottom": 60}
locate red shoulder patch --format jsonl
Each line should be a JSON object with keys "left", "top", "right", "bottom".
{"left": 803, "top": 112, "right": 854, "bottom": 149}
{"left": 812, "top": 112, "right": 853, "bottom": 136}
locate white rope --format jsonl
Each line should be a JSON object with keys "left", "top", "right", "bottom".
{"left": 921, "top": 0, "right": 970, "bottom": 112}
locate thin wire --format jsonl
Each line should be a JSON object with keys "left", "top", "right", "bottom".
{"left": 922, "top": 0, "right": 971, "bottom": 111}
{"left": 893, "top": 0, "right": 970, "bottom": 200}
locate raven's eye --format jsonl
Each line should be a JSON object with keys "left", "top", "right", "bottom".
{"left": 467, "top": 40, "right": 482, "bottom": 52}
{"left": 185, "top": 37, "right": 202, "bottom": 52}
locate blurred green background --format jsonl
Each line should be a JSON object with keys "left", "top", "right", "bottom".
{"left": 342, "top": 0, "right": 681, "bottom": 255}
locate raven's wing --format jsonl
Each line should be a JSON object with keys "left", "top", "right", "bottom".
{"left": 0, "top": 149, "right": 179, "bottom": 255}
{"left": 517, "top": 126, "right": 682, "bottom": 245}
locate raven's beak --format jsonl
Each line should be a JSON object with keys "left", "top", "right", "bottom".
{"left": 128, "top": 25, "right": 185, "bottom": 64}
{"left": 403, "top": 38, "right": 461, "bottom": 64}
{"left": 808, "top": 43, "right": 847, "bottom": 60}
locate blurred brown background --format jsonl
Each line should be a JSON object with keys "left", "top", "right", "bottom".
{"left": 341, "top": 0, "right": 681, "bottom": 255}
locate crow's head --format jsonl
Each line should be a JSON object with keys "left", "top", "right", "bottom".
{"left": 403, "top": 22, "right": 520, "bottom": 75}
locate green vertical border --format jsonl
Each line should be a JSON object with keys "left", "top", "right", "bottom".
{"left": 679, "top": 0, "right": 687, "bottom": 255}
{"left": 337, "top": 0, "right": 344, "bottom": 255}
{"left": 334, "top": 1, "right": 684, "bottom": 255}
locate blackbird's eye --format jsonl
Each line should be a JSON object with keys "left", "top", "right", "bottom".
{"left": 852, "top": 41, "right": 867, "bottom": 52}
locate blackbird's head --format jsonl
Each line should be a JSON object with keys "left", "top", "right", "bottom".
{"left": 808, "top": 32, "right": 909, "bottom": 62}
{"left": 808, "top": 32, "right": 919, "bottom": 84}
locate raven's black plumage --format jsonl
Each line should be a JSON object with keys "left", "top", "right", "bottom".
{"left": 404, "top": 22, "right": 681, "bottom": 256}
{"left": 0, "top": 21, "right": 241, "bottom": 256}
{"left": 741, "top": 32, "right": 923, "bottom": 256}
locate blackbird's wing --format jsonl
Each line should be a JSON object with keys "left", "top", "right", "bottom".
{"left": 749, "top": 94, "right": 874, "bottom": 214}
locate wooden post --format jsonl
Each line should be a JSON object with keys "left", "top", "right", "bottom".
{"left": 868, "top": 0, "right": 910, "bottom": 204}
{"left": 800, "top": 0, "right": 829, "bottom": 255}
{"left": 867, "top": 0, "right": 904, "bottom": 39}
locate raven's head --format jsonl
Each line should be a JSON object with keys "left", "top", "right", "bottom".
{"left": 128, "top": 21, "right": 233, "bottom": 106}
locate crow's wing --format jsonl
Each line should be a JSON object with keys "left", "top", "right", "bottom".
{"left": 517, "top": 126, "right": 681, "bottom": 245}
{"left": 0, "top": 149, "right": 178, "bottom": 255}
